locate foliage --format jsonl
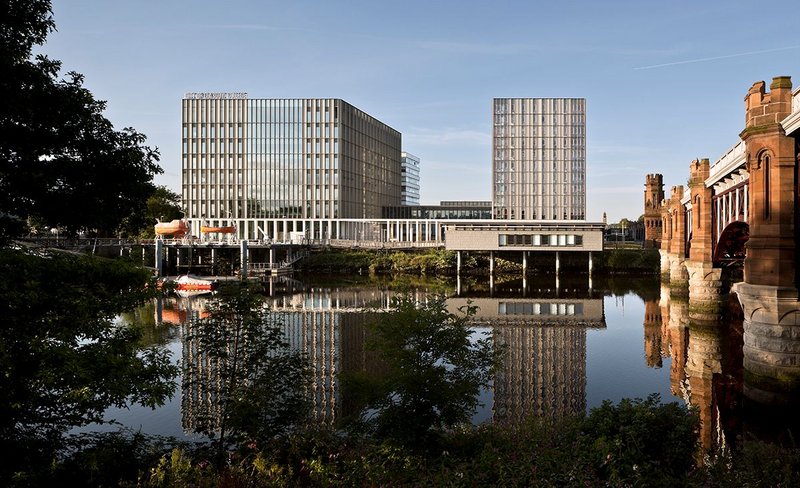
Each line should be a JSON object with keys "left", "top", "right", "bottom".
{"left": 182, "top": 283, "right": 311, "bottom": 456}
{"left": 124, "top": 186, "right": 183, "bottom": 238}
{"left": 593, "top": 249, "right": 660, "bottom": 274}
{"left": 1, "top": 0, "right": 161, "bottom": 240}
{"left": 0, "top": 248, "right": 178, "bottom": 484}
{"left": 343, "top": 296, "right": 498, "bottom": 448}
{"left": 41, "top": 431, "right": 186, "bottom": 488}
{"left": 580, "top": 394, "right": 699, "bottom": 486}
{"left": 133, "top": 396, "right": 706, "bottom": 487}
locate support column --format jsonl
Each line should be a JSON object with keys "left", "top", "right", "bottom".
{"left": 522, "top": 251, "right": 527, "bottom": 275}
{"left": 489, "top": 251, "right": 495, "bottom": 275}
{"left": 239, "top": 240, "right": 248, "bottom": 279}
{"left": 457, "top": 251, "right": 462, "bottom": 275}
{"left": 211, "top": 248, "right": 217, "bottom": 276}
{"left": 155, "top": 240, "right": 164, "bottom": 277}
{"left": 555, "top": 251, "right": 560, "bottom": 275}
{"left": 588, "top": 251, "right": 593, "bottom": 276}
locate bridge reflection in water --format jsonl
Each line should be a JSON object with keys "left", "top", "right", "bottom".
{"left": 161, "top": 279, "right": 605, "bottom": 433}
{"left": 647, "top": 284, "right": 800, "bottom": 458}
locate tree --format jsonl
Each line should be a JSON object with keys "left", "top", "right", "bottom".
{"left": 1, "top": 0, "right": 161, "bottom": 240}
{"left": 0, "top": 249, "right": 178, "bottom": 483}
{"left": 344, "top": 296, "right": 499, "bottom": 448}
{"left": 182, "top": 284, "right": 311, "bottom": 456}
{"left": 119, "top": 185, "right": 183, "bottom": 238}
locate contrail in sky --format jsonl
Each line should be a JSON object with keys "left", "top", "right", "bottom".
{"left": 634, "top": 45, "right": 800, "bottom": 70}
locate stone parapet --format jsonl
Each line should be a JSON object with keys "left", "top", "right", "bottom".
{"left": 733, "top": 282, "right": 800, "bottom": 405}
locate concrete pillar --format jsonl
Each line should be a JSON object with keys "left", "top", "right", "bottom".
{"left": 555, "top": 251, "right": 560, "bottom": 275}
{"left": 154, "top": 240, "right": 164, "bottom": 277}
{"left": 588, "top": 251, "right": 593, "bottom": 276}
{"left": 489, "top": 251, "right": 495, "bottom": 275}
{"left": 457, "top": 251, "right": 462, "bottom": 275}
{"left": 239, "top": 240, "right": 248, "bottom": 279}
{"left": 211, "top": 248, "right": 217, "bottom": 275}
{"left": 269, "top": 247, "right": 275, "bottom": 269}
{"left": 522, "top": 251, "right": 527, "bottom": 275}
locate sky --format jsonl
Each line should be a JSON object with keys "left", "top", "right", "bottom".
{"left": 44, "top": 0, "right": 800, "bottom": 223}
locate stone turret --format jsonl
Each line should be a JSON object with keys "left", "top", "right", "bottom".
{"left": 734, "top": 76, "right": 800, "bottom": 406}
{"left": 740, "top": 76, "right": 796, "bottom": 288}
{"left": 658, "top": 185, "right": 688, "bottom": 286}
{"left": 643, "top": 174, "right": 664, "bottom": 249}
{"left": 688, "top": 159, "right": 713, "bottom": 263}
{"left": 685, "top": 158, "right": 723, "bottom": 320}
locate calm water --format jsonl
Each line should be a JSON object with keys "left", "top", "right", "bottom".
{"left": 99, "top": 273, "right": 765, "bottom": 453}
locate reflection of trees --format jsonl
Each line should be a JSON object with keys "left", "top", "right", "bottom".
{"left": 180, "top": 285, "right": 310, "bottom": 450}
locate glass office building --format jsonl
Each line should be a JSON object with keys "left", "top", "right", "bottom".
{"left": 182, "top": 94, "right": 402, "bottom": 222}
{"left": 400, "top": 152, "right": 420, "bottom": 206}
{"left": 492, "top": 98, "right": 586, "bottom": 220}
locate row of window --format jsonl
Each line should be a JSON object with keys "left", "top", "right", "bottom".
{"left": 498, "top": 234, "right": 584, "bottom": 246}
{"left": 498, "top": 302, "right": 583, "bottom": 316}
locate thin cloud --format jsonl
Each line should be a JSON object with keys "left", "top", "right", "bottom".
{"left": 634, "top": 45, "right": 800, "bottom": 70}
{"left": 412, "top": 40, "right": 542, "bottom": 55}
{"left": 590, "top": 186, "right": 643, "bottom": 195}
{"left": 424, "top": 159, "right": 488, "bottom": 175}
{"left": 406, "top": 127, "right": 491, "bottom": 146}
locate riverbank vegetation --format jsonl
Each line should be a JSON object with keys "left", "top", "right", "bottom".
{"left": 298, "top": 248, "right": 660, "bottom": 275}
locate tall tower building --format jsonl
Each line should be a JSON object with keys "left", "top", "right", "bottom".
{"left": 644, "top": 174, "right": 664, "bottom": 249}
{"left": 400, "top": 152, "right": 420, "bottom": 206}
{"left": 492, "top": 98, "right": 586, "bottom": 220}
{"left": 181, "top": 94, "right": 401, "bottom": 230}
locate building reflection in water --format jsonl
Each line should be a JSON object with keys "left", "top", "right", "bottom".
{"left": 165, "top": 279, "right": 604, "bottom": 435}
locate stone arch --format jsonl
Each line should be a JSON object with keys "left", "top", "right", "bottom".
{"left": 713, "top": 221, "right": 749, "bottom": 266}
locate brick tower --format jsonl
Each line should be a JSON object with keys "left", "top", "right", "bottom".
{"left": 643, "top": 174, "right": 664, "bottom": 249}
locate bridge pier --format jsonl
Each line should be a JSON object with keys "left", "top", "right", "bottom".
{"left": 734, "top": 284, "right": 800, "bottom": 405}
{"left": 733, "top": 76, "right": 800, "bottom": 406}
{"left": 686, "top": 262, "right": 724, "bottom": 321}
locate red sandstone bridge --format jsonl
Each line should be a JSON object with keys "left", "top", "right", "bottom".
{"left": 646, "top": 76, "right": 800, "bottom": 406}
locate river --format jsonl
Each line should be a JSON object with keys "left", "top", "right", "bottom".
{"left": 99, "top": 273, "right": 792, "bottom": 453}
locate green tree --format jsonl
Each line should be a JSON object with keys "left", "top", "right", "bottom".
{"left": 121, "top": 185, "right": 183, "bottom": 238}
{"left": 344, "top": 296, "right": 499, "bottom": 448}
{"left": 0, "top": 249, "right": 178, "bottom": 483}
{"left": 1, "top": 0, "right": 161, "bottom": 241}
{"left": 183, "top": 284, "right": 311, "bottom": 456}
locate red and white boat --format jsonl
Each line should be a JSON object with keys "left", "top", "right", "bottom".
{"left": 154, "top": 219, "right": 189, "bottom": 238}
{"left": 174, "top": 274, "right": 218, "bottom": 292}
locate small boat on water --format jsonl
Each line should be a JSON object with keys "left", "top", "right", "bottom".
{"left": 155, "top": 219, "right": 189, "bottom": 237}
{"left": 175, "top": 274, "right": 218, "bottom": 292}
{"left": 201, "top": 225, "right": 236, "bottom": 234}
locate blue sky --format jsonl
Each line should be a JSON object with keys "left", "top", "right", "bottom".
{"left": 45, "top": 0, "right": 800, "bottom": 222}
